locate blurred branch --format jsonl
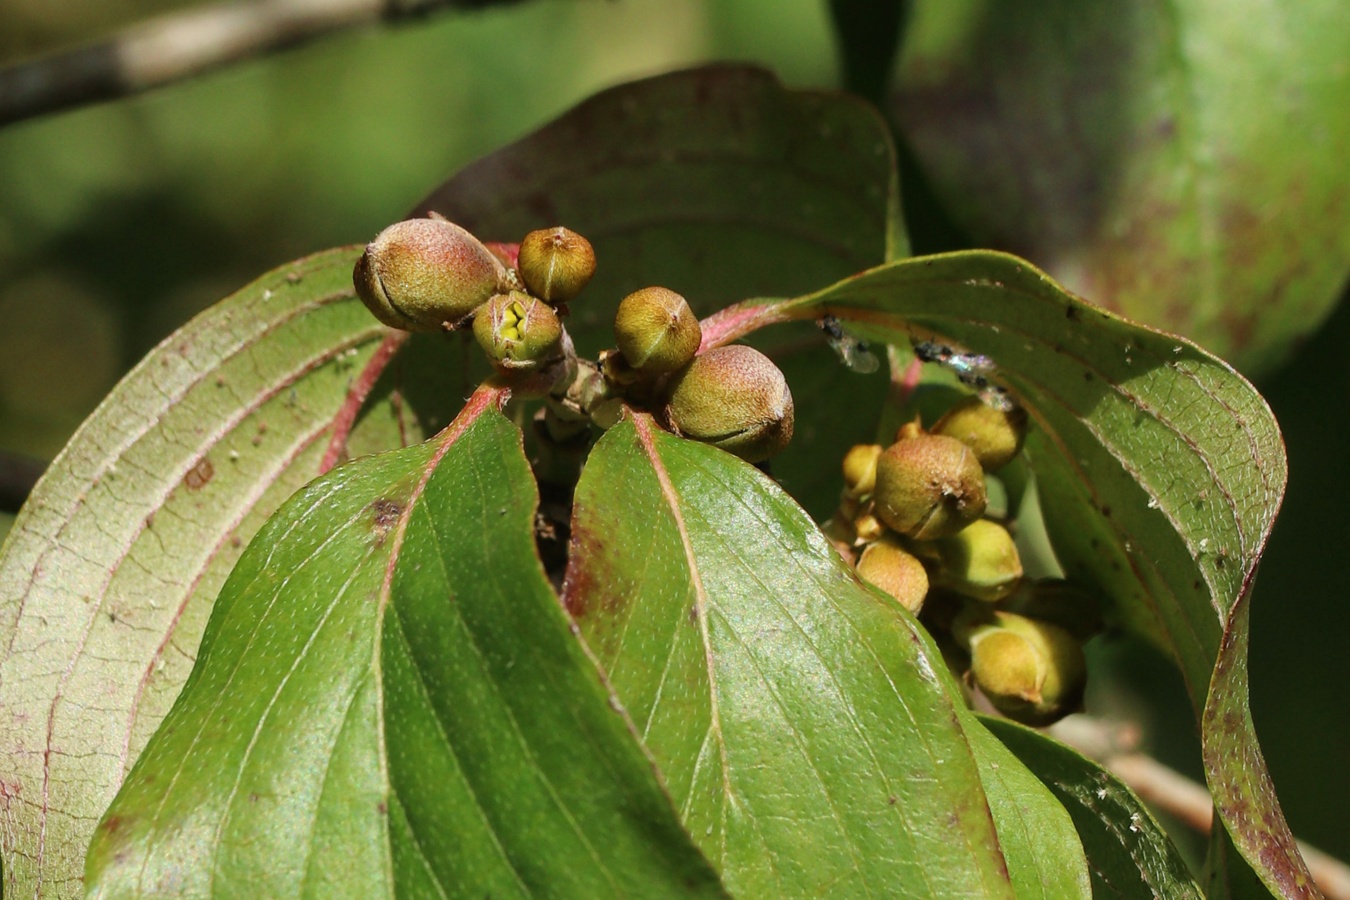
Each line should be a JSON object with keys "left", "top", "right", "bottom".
{"left": 0, "top": 0, "right": 524, "bottom": 127}
{"left": 1052, "top": 717, "right": 1350, "bottom": 900}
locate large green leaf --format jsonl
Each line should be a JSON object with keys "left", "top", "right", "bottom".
{"left": 0, "top": 66, "right": 901, "bottom": 895}
{"left": 698, "top": 249, "right": 1305, "bottom": 896}
{"left": 983, "top": 717, "right": 1204, "bottom": 898}
{"left": 893, "top": 0, "right": 1350, "bottom": 375}
{"left": 562, "top": 414, "right": 1015, "bottom": 896}
{"left": 84, "top": 389, "right": 726, "bottom": 897}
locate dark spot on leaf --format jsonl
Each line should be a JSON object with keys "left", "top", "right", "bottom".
{"left": 1083, "top": 371, "right": 1094, "bottom": 382}
{"left": 1194, "top": 580, "right": 1202, "bottom": 590}
{"left": 101, "top": 815, "right": 125, "bottom": 834}
{"left": 377, "top": 801, "right": 388, "bottom": 815}
{"left": 368, "top": 498, "right": 404, "bottom": 542}
{"left": 1100, "top": 505, "right": 1112, "bottom": 518}
{"left": 249, "top": 792, "right": 260, "bottom": 803}
{"left": 183, "top": 458, "right": 214, "bottom": 491}
{"left": 286, "top": 271, "right": 302, "bottom": 284}
{"left": 1065, "top": 305, "right": 1080, "bottom": 321}
{"left": 688, "top": 604, "right": 699, "bottom": 624}
{"left": 888, "top": 795, "right": 897, "bottom": 805}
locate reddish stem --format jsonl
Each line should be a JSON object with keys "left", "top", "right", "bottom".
{"left": 319, "top": 330, "right": 409, "bottom": 474}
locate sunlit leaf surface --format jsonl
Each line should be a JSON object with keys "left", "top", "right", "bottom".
{"left": 563, "top": 414, "right": 1016, "bottom": 896}
{"left": 84, "top": 392, "right": 726, "bottom": 898}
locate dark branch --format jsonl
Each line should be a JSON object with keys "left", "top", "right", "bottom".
{"left": 0, "top": 0, "right": 526, "bottom": 127}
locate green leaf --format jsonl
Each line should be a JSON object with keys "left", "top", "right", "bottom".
{"left": 702, "top": 249, "right": 1304, "bottom": 895}
{"left": 562, "top": 414, "right": 1014, "bottom": 896}
{"left": 966, "top": 723, "right": 1091, "bottom": 899}
{"left": 0, "top": 249, "right": 442, "bottom": 898}
{"left": 894, "top": 0, "right": 1350, "bottom": 375}
{"left": 983, "top": 717, "right": 1204, "bottom": 899}
{"left": 85, "top": 390, "right": 726, "bottom": 898}
{"left": 0, "top": 65, "right": 904, "bottom": 893}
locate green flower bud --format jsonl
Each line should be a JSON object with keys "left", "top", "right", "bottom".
{"left": 664, "top": 345, "right": 794, "bottom": 463}
{"left": 354, "top": 217, "right": 505, "bottom": 331}
{"left": 873, "top": 434, "right": 987, "bottom": 540}
{"left": 472, "top": 291, "right": 563, "bottom": 371}
{"left": 932, "top": 518, "right": 1022, "bottom": 601}
{"left": 613, "top": 287, "right": 702, "bottom": 373}
{"left": 841, "top": 443, "right": 882, "bottom": 497}
{"left": 960, "top": 610, "right": 1086, "bottom": 726}
{"left": 857, "top": 535, "right": 930, "bottom": 614}
{"left": 932, "top": 396, "right": 1028, "bottom": 471}
{"left": 517, "top": 226, "right": 596, "bottom": 303}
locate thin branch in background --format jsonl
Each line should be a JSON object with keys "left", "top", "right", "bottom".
{"left": 0, "top": 0, "right": 525, "bottom": 127}
{"left": 1051, "top": 717, "right": 1350, "bottom": 900}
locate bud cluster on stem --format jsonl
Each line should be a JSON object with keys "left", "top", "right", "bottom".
{"left": 824, "top": 385, "right": 1096, "bottom": 727}
{"left": 351, "top": 216, "right": 797, "bottom": 465}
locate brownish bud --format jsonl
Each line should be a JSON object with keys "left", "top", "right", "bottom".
{"left": 614, "top": 287, "right": 702, "bottom": 373}
{"left": 517, "top": 226, "right": 596, "bottom": 303}
{"left": 354, "top": 218, "right": 505, "bottom": 331}
{"left": 873, "top": 434, "right": 987, "bottom": 540}
{"left": 933, "top": 396, "right": 1028, "bottom": 471}
{"left": 664, "top": 345, "right": 794, "bottom": 463}
{"left": 856, "top": 535, "right": 930, "bottom": 614}
{"left": 472, "top": 291, "right": 563, "bottom": 372}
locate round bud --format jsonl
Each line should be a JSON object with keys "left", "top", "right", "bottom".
{"left": 856, "top": 535, "right": 930, "bottom": 614}
{"left": 873, "top": 434, "right": 987, "bottom": 540}
{"left": 664, "top": 345, "right": 794, "bottom": 463}
{"left": 613, "top": 287, "right": 702, "bottom": 373}
{"left": 517, "top": 227, "right": 596, "bottom": 303}
{"left": 354, "top": 218, "right": 505, "bottom": 331}
{"left": 472, "top": 291, "right": 563, "bottom": 372}
{"left": 932, "top": 396, "right": 1028, "bottom": 471}
{"left": 932, "top": 518, "right": 1023, "bottom": 601}
{"left": 842, "top": 444, "right": 883, "bottom": 497}
{"left": 965, "top": 612, "right": 1086, "bottom": 726}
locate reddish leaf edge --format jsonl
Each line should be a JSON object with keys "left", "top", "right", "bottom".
{"left": 695, "top": 251, "right": 1310, "bottom": 897}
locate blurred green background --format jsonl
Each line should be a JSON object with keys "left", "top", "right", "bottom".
{"left": 0, "top": 0, "right": 1345, "bottom": 873}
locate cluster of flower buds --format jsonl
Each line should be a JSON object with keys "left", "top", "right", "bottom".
{"left": 353, "top": 216, "right": 597, "bottom": 377}
{"left": 602, "top": 287, "right": 795, "bottom": 464}
{"left": 354, "top": 217, "right": 796, "bottom": 464}
{"left": 825, "top": 392, "right": 1099, "bottom": 726}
